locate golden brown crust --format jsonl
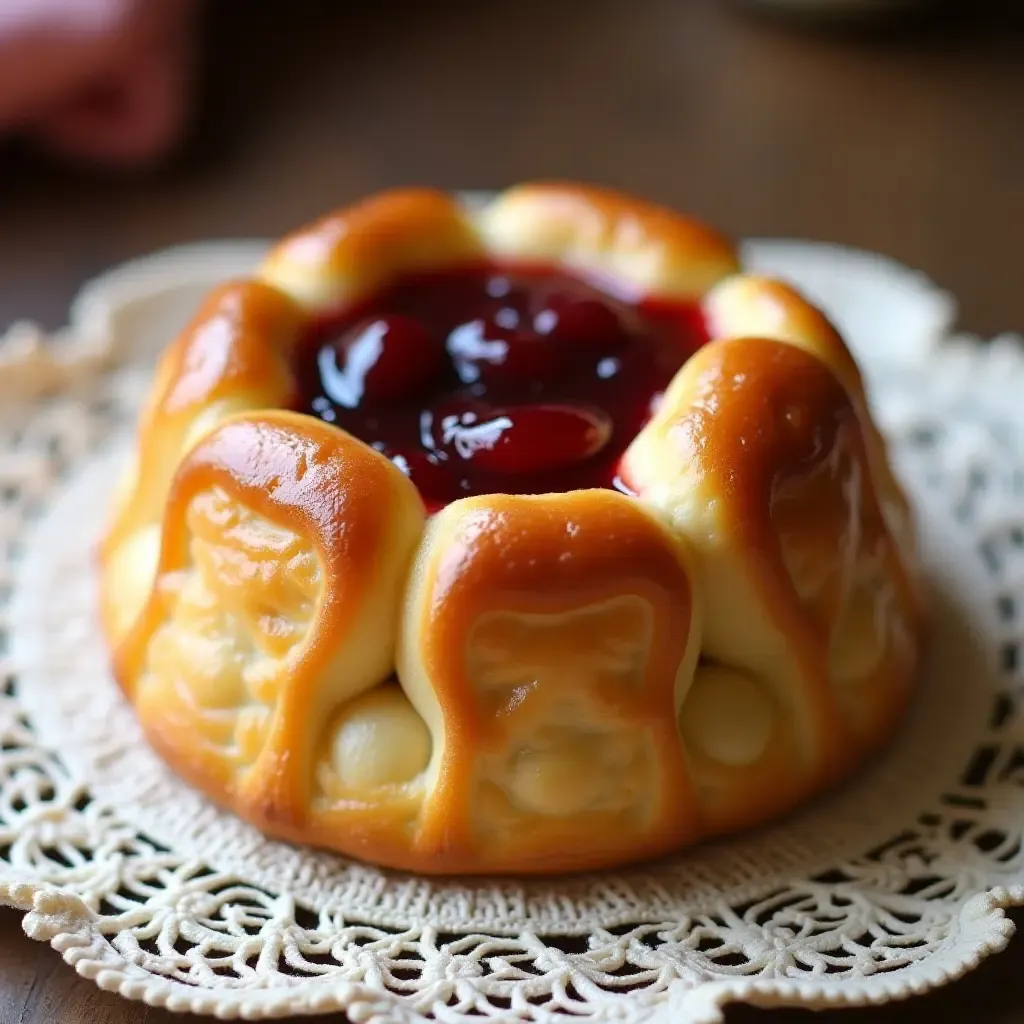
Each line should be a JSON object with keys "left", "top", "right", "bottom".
{"left": 397, "top": 489, "right": 703, "bottom": 873}
{"left": 98, "top": 184, "right": 923, "bottom": 875}
{"left": 99, "top": 280, "right": 303, "bottom": 646}
{"left": 623, "top": 337, "right": 921, "bottom": 832}
{"left": 117, "top": 458, "right": 708, "bottom": 874}
{"left": 258, "top": 188, "right": 485, "bottom": 312}
{"left": 116, "top": 411, "right": 426, "bottom": 846}
{"left": 704, "top": 275, "right": 858, "bottom": 383}
{"left": 703, "top": 274, "right": 919, "bottom": 563}
{"left": 479, "top": 181, "right": 741, "bottom": 300}
{"left": 101, "top": 280, "right": 302, "bottom": 556}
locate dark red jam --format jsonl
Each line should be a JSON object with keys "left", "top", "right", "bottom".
{"left": 293, "top": 265, "right": 708, "bottom": 512}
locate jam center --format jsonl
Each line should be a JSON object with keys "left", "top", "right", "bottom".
{"left": 293, "top": 265, "right": 708, "bottom": 511}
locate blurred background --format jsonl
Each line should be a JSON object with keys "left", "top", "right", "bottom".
{"left": 0, "top": 0, "right": 1021, "bottom": 337}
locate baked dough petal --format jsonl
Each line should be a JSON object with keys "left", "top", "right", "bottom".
{"left": 478, "top": 182, "right": 741, "bottom": 300}
{"left": 623, "top": 335, "right": 921, "bottom": 835}
{"left": 258, "top": 188, "right": 485, "bottom": 313}
{"left": 112, "top": 411, "right": 426, "bottom": 842}
{"left": 100, "top": 281, "right": 302, "bottom": 643}
{"left": 704, "top": 273, "right": 917, "bottom": 559}
{"left": 396, "top": 489, "right": 702, "bottom": 873}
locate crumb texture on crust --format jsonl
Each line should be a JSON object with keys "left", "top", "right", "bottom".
{"left": 97, "top": 183, "right": 923, "bottom": 874}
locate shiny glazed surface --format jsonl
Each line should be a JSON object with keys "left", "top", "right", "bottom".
{"left": 97, "top": 181, "right": 923, "bottom": 877}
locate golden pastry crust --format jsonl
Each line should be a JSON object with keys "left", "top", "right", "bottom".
{"left": 397, "top": 490, "right": 702, "bottom": 873}
{"left": 99, "top": 280, "right": 303, "bottom": 644}
{"left": 99, "top": 182, "right": 923, "bottom": 875}
{"left": 622, "top": 336, "right": 921, "bottom": 832}
{"left": 703, "top": 274, "right": 918, "bottom": 559}
{"left": 115, "top": 411, "right": 426, "bottom": 844}
{"left": 479, "top": 181, "right": 741, "bottom": 299}
{"left": 259, "top": 188, "right": 485, "bottom": 313}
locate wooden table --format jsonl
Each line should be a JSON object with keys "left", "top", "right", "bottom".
{"left": 0, "top": 1, "right": 1021, "bottom": 1020}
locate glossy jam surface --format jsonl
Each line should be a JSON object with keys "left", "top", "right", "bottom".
{"left": 294, "top": 265, "right": 708, "bottom": 511}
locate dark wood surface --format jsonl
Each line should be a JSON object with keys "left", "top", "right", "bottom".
{"left": 1, "top": 1, "right": 1022, "bottom": 1020}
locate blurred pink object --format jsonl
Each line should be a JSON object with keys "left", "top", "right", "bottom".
{"left": 0, "top": 0, "right": 198, "bottom": 167}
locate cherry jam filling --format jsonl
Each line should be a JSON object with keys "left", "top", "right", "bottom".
{"left": 293, "top": 265, "right": 709, "bottom": 511}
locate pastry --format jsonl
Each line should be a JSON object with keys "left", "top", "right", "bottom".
{"left": 99, "top": 183, "right": 924, "bottom": 874}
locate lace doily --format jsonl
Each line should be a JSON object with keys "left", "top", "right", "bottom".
{"left": 2, "top": 233, "right": 1023, "bottom": 1023}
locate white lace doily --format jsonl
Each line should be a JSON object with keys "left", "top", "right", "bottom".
{"left": 2, "top": 234, "right": 1023, "bottom": 1023}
